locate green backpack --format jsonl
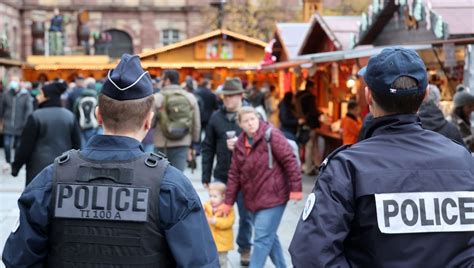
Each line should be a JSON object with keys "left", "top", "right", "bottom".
{"left": 159, "top": 90, "right": 194, "bottom": 140}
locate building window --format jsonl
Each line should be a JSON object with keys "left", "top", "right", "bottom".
{"left": 162, "top": 29, "right": 180, "bottom": 46}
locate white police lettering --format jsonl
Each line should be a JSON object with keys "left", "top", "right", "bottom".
{"left": 375, "top": 191, "right": 474, "bottom": 234}
{"left": 54, "top": 183, "right": 149, "bottom": 222}
{"left": 302, "top": 193, "right": 316, "bottom": 221}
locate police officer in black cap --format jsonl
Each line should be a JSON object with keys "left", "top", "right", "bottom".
{"left": 289, "top": 47, "right": 474, "bottom": 267}
{"left": 2, "top": 54, "right": 219, "bottom": 267}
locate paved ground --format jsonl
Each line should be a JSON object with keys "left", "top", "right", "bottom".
{"left": 0, "top": 149, "right": 316, "bottom": 267}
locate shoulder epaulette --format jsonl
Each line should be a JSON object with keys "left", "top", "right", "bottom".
{"left": 319, "top": 144, "right": 351, "bottom": 173}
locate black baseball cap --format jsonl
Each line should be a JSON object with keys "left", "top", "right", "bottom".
{"left": 358, "top": 47, "right": 428, "bottom": 95}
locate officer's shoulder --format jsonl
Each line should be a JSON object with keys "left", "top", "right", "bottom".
{"left": 160, "top": 165, "right": 199, "bottom": 199}
{"left": 319, "top": 144, "right": 353, "bottom": 173}
{"left": 24, "top": 164, "right": 56, "bottom": 191}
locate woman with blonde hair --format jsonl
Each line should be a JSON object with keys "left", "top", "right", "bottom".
{"left": 220, "top": 106, "right": 302, "bottom": 268}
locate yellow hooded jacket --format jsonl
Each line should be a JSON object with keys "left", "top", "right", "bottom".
{"left": 203, "top": 201, "right": 235, "bottom": 252}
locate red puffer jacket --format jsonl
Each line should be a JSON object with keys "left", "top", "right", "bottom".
{"left": 224, "top": 121, "right": 302, "bottom": 212}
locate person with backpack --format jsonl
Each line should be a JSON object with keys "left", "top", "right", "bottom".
{"left": 219, "top": 106, "right": 302, "bottom": 267}
{"left": 153, "top": 69, "right": 201, "bottom": 171}
{"left": 73, "top": 83, "right": 101, "bottom": 147}
{"left": 195, "top": 78, "right": 219, "bottom": 132}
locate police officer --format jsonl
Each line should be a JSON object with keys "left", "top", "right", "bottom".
{"left": 2, "top": 54, "right": 219, "bottom": 267}
{"left": 289, "top": 47, "right": 474, "bottom": 267}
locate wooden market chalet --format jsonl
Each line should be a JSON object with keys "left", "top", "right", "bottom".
{"left": 23, "top": 29, "right": 267, "bottom": 86}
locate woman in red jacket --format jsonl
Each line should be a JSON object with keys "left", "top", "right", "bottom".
{"left": 221, "top": 106, "right": 302, "bottom": 268}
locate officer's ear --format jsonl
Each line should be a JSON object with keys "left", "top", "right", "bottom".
{"left": 95, "top": 106, "right": 103, "bottom": 125}
{"left": 364, "top": 86, "right": 373, "bottom": 107}
{"left": 144, "top": 111, "right": 154, "bottom": 130}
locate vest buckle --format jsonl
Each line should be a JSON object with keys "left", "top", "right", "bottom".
{"left": 57, "top": 152, "right": 70, "bottom": 164}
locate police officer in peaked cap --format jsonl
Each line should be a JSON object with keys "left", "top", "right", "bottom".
{"left": 2, "top": 54, "right": 220, "bottom": 267}
{"left": 289, "top": 47, "right": 474, "bottom": 267}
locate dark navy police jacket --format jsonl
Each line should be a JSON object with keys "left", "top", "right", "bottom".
{"left": 2, "top": 135, "right": 219, "bottom": 268}
{"left": 290, "top": 114, "right": 474, "bottom": 268}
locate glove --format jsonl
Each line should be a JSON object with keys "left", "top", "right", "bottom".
{"left": 289, "top": 192, "right": 303, "bottom": 201}
{"left": 218, "top": 203, "right": 233, "bottom": 216}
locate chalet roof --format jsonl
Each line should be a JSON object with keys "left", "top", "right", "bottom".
{"left": 429, "top": 0, "right": 474, "bottom": 35}
{"left": 26, "top": 55, "right": 114, "bottom": 70}
{"left": 275, "top": 23, "right": 310, "bottom": 60}
{"left": 357, "top": 0, "right": 474, "bottom": 45}
{"left": 298, "top": 14, "right": 359, "bottom": 55}
{"left": 139, "top": 29, "right": 267, "bottom": 59}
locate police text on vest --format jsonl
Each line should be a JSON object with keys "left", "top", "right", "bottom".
{"left": 375, "top": 191, "right": 474, "bottom": 233}
{"left": 54, "top": 183, "right": 149, "bottom": 222}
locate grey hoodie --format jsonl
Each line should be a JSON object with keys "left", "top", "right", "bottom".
{"left": 0, "top": 89, "right": 34, "bottom": 136}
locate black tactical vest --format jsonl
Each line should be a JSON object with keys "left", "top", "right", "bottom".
{"left": 47, "top": 150, "right": 175, "bottom": 267}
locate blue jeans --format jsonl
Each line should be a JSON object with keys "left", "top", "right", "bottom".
{"left": 249, "top": 204, "right": 287, "bottom": 268}
{"left": 81, "top": 127, "right": 102, "bottom": 148}
{"left": 155, "top": 146, "right": 189, "bottom": 171}
{"left": 215, "top": 178, "right": 253, "bottom": 252}
{"left": 3, "top": 134, "right": 20, "bottom": 163}
{"left": 236, "top": 191, "right": 253, "bottom": 252}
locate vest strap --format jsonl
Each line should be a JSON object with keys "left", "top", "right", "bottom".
{"left": 65, "top": 252, "right": 164, "bottom": 265}
{"left": 65, "top": 234, "right": 141, "bottom": 246}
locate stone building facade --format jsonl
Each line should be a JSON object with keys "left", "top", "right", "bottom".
{"left": 0, "top": 0, "right": 218, "bottom": 60}
{"left": 0, "top": 0, "right": 303, "bottom": 62}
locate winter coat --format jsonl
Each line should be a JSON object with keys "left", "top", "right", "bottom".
{"left": 224, "top": 121, "right": 302, "bottom": 212}
{"left": 419, "top": 101, "right": 464, "bottom": 146}
{"left": 195, "top": 86, "right": 218, "bottom": 127}
{"left": 203, "top": 201, "right": 234, "bottom": 252}
{"left": 12, "top": 100, "right": 81, "bottom": 185}
{"left": 153, "top": 84, "right": 201, "bottom": 148}
{"left": 0, "top": 89, "right": 34, "bottom": 136}
{"left": 201, "top": 106, "right": 243, "bottom": 184}
{"left": 448, "top": 111, "right": 474, "bottom": 151}
{"left": 278, "top": 101, "right": 299, "bottom": 140}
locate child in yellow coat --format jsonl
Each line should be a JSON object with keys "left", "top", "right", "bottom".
{"left": 204, "top": 182, "right": 235, "bottom": 268}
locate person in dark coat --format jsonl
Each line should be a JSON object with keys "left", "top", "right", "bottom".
{"left": 0, "top": 79, "right": 34, "bottom": 164}
{"left": 195, "top": 78, "right": 218, "bottom": 131}
{"left": 11, "top": 81, "right": 81, "bottom": 186}
{"left": 220, "top": 106, "right": 302, "bottom": 267}
{"left": 448, "top": 85, "right": 474, "bottom": 151}
{"left": 290, "top": 47, "right": 474, "bottom": 267}
{"left": 278, "top": 92, "right": 302, "bottom": 141}
{"left": 419, "top": 84, "right": 464, "bottom": 145}
{"left": 66, "top": 75, "right": 85, "bottom": 111}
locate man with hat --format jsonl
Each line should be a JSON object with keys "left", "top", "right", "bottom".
{"left": 289, "top": 47, "right": 474, "bottom": 267}
{"left": 202, "top": 77, "right": 253, "bottom": 266}
{"left": 448, "top": 85, "right": 474, "bottom": 151}
{"left": 2, "top": 54, "right": 219, "bottom": 267}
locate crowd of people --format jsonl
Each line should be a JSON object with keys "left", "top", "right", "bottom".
{"left": 2, "top": 47, "right": 474, "bottom": 267}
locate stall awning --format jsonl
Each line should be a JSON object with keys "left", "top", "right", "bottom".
{"left": 0, "top": 57, "right": 24, "bottom": 67}
{"left": 300, "top": 44, "right": 433, "bottom": 63}
{"left": 262, "top": 44, "right": 435, "bottom": 70}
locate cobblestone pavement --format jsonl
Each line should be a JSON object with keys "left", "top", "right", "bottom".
{"left": 0, "top": 149, "right": 315, "bottom": 267}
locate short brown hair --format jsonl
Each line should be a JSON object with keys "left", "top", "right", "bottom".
{"left": 98, "top": 94, "right": 154, "bottom": 132}
{"left": 371, "top": 76, "right": 426, "bottom": 114}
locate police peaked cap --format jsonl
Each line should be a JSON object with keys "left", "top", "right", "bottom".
{"left": 102, "top": 54, "right": 153, "bottom": 101}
